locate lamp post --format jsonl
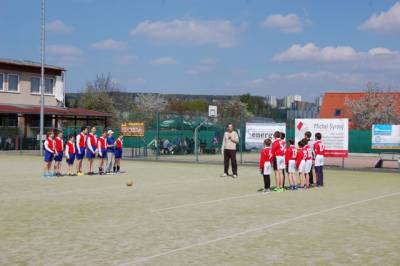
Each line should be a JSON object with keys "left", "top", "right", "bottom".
{"left": 39, "top": 0, "right": 45, "bottom": 154}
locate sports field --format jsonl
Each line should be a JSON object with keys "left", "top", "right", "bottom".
{"left": 1, "top": 155, "right": 399, "bottom": 266}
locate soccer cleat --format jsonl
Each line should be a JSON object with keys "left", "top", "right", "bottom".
{"left": 77, "top": 172, "right": 84, "bottom": 176}
{"left": 273, "top": 187, "right": 279, "bottom": 192}
{"left": 220, "top": 173, "right": 228, "bottom": 177}
{"left": 232, "top": 174, "right": 238, "bottom": 178}
{"left": 263, "top": 189, "right": 271, "bottom": 193}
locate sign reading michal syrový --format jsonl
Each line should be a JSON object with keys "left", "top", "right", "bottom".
{"left": 295, "top": 119, "right": 349, "bottom": 157}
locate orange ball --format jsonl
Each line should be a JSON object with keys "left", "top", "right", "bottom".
{"left": 126, "top": 180, "right": 133, "bottom": 187}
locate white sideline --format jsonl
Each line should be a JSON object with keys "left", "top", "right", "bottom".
{"left": 118, "top": 191, "right": 400, "bottom": 266}
{"left": 152, "top": 193, "right": 262, "bottom": 212}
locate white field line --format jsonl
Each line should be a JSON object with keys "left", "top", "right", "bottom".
{"left": 152, "top": 193, "right": 262, "bottom": 212}
{"left": 117, "top": 191, "right": 400, "bottom": 266}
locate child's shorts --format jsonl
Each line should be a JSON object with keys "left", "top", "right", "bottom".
{"left": 114, "top": 149, "right": 123, "bottom": 159}
{"left": 54, "top": 152, "right": 63, "bottom": 162}
{"left": 44, "top": 151, "right": 54, "bottom": 162}
{"left": 86, "top": 148, "right": 97, "bottom": 159}
{"left": 288, "top": 160, "right": 296, "bottom": 173}
{"left": 76, "top": 147, "right": 86, "bottom": 160}
{"left": 263, "top": 161, "right": 271, "bottom": 175}
{"left": 315, "top": 155, "right": 324, "bottom": 167}
{"left": 305, "top": 160, "right": 313, "bottom": 173}
{"left": 98, "top": 149, "right": 107, "bottom": 159}
{"left": 66, "top": 154, "right": 75, "bottom": 165}
{"left": 275, "top": 156, "right": 285, "bottom": 170}
{"left": 298, "top": 160, "right": 306, "bottom": 173}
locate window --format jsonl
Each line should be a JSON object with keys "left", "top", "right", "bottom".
{"left": 0, "top": 73, "right": 4, "bottom": 91}
{"left": 45, "top": 78, "right": 54, "bottom": 94}
{"left": 7, "top": 74, "right": 19, "bottom": 92}
{"left": 31, "top": 77, "right": 40, "bottom": 93}
{"left": 334, "top": 109, "right": 342, "bottom": 117}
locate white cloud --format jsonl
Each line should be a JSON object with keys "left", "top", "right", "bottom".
{"left": 150, "top": 56, "right": 177, "bottom": 65}
{"left": 47, "top": 44, "right": 81, "bottom": 56}
{"left": 46, "top": 44, "right": 83, "bottom": 66}
{"left": 272, "top": 43, "right": 400, "bottom": 70}
{"left": 114, "top": 54, "right": 138, "bottom": 65}
{"left": 90, "top": 39, "right": 126, "bottom": 50}
{"left": 273, "top": 43, "right": 359, "bottom": 62}
{"left": 130, "top": 19, "right": 244, "bottom": 48}
{"left": 46, "top": 20, "right": 73, "bottom": 33}
{"left": 262, "top": 13, "right": 303, "bottom": 33}
{"left": 359, "top": 2, "right": 400, "bottom": 35}
{"left": 199, "top": 58, "right": 218, "bottom": 65}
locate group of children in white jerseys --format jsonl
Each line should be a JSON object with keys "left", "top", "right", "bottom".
{"left": 259, "top": 130, "right": 325, "bottom": 193}
{"left": 43, "top": 126, "right": 124, "bottom": 178}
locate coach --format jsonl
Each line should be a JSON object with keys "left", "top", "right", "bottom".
{"left": 221, "top": 124, "right": 239, "bottom": 178}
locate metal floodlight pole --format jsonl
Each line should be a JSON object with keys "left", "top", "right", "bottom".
{"left": 39, "top": 0, "right": 45, "bottom": 155}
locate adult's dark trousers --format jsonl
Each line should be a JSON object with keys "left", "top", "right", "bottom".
{"left": 263, "top": 174, "right": 270, "bottom": 189}
{"left": 224, "top": 149, "right": 237, "bottom": 175}
{"left": 315, "top": 166, "right": 324, "bottom": 186}
{"left": 309, "top": 165, "right": 314, "bottom": 184}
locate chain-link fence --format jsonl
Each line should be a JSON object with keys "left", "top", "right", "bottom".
{"left": 1, "top": 112, "right": 398, "bottom": 169}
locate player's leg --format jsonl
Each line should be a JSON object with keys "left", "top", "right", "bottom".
{"left": 223, "top": 149, "right": 229, "bottom": 175}
{"left": 231, "top": 150, "right": 238, "bottom": 177}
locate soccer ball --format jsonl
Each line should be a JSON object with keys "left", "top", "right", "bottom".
{"left": 126, "top": 180, "right": 133, "bottom": 187}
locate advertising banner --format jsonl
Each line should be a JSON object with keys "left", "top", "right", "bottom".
{"left": 372, "top": 124, "right": 400, "bottom": 149}
{"left": 121, "top": 122, "right": 145, "bottom": 137}
{"left": 245, "top": 123, "right": 286, "bottom": 150}
{"left": 295, "top": 119, "right": 349, "bottom": 157}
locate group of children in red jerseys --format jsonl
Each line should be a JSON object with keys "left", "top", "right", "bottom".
{"left": 259, "top": 130, "right": 325, "bottom": 193}
{"left": 43, "top": 126, "right": 124, "bottom": 178}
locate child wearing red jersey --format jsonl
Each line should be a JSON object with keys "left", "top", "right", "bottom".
{"left": 302, "top": 139, "right": 312, "bottom": 188}
{"left": 43, "top": 130, "right": 55, "bottom": 178}
{"left": 285, "top": 139, "right": 297, "bottom": 190}
{"left": 53, "top": 130, "right": 64, "bottom": 176}
{"left": 114, "top": 133, "right": 123, "bottom": 173}
{"left": 296, "top": 140, "right": 306, "bottom": 188}
{"left": 97, "top": 130, "right": 107, "bottom": 175}
{"left": 65, "top": 135, "right": 76, "bottom": 176}
{"left": 314, "top": 132, "right": 325, "bottom": 187}
{"left": 76, "top": 126, "right": 88, "bottom": 176}
{"left": 280, "top": 132, "right": 287, "bottom": 188}
{"left": 271, "top": 131, "right": 285, "bottom": 192}
{"left": 259, "top": 138, "right": 272, "bottom": 193}
{"left": 86, "top": 126, "right": 98, "bottom": 175}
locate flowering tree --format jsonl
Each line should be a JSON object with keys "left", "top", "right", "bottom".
{"left": 345, "top": 85, "right": 400, "bottom": 129}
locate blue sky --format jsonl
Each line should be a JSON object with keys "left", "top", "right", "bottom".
{"left": 1, "top": 0, "right": 400, "bottom": 100}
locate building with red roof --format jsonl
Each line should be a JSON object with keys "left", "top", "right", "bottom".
{"left": 0, "top": 59, "right": 111, "bottom": 148}
{"left": 320, "top": 92, "right": 400, "bottom": 127}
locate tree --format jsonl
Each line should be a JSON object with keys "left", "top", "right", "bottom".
{"left": 214, "top": 98, "right": 252, "bottom": 127}
{"left": 239, "top": 93, "right": 272, "bottom": 117}
{"left": 135, "top": 93, "right": 167, "bottom": 113}
{"left": 77, "top": 74, "right": 118, "bottom": 126}
{"left": 345, "top": 85, "right": 400, "bottom": 129}
{"left": 165, "top": 99, "right": 209, "bottom": 113}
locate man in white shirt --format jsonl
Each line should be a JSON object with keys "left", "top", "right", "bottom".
{"left": 221, "top": 124, "right": 239, "bottom": 178}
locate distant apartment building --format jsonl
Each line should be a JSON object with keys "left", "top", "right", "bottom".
{"left": 265, "top": 95, "right": 277, "bottom": 108}
{"left": 283, "top": 95, "right": 302, "bottom": 108}
{"left": 0, "top": 59, "right": 111, "bottom": 149}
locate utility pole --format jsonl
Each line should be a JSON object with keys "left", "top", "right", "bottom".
{"left": 39, "top": 0, "right": 45, "bottom": 155}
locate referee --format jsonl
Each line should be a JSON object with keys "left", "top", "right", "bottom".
{"left": 221, "top": 124, "right": 239, "bottom": 178}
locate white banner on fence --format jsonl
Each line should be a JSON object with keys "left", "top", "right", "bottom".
{"left": 295, "top": 118, "right": 349, "bottom": 157}
{"left": 245, "top": 123, "right": 286, "bottom": 150}
{"left": 372, "top": 124, "right": 400, "bottom": 149}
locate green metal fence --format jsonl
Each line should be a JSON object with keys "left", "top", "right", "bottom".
{"left": 0, "top": 113, "right": 398, "bottom": 159}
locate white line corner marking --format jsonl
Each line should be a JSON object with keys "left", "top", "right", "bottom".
{"left": 118, "top": 191, "right": 400, "bottom": 266}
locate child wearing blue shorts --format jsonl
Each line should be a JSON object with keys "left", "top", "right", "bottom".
{"left": 43, "top": 131, "right": 55, "bottom": 178}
